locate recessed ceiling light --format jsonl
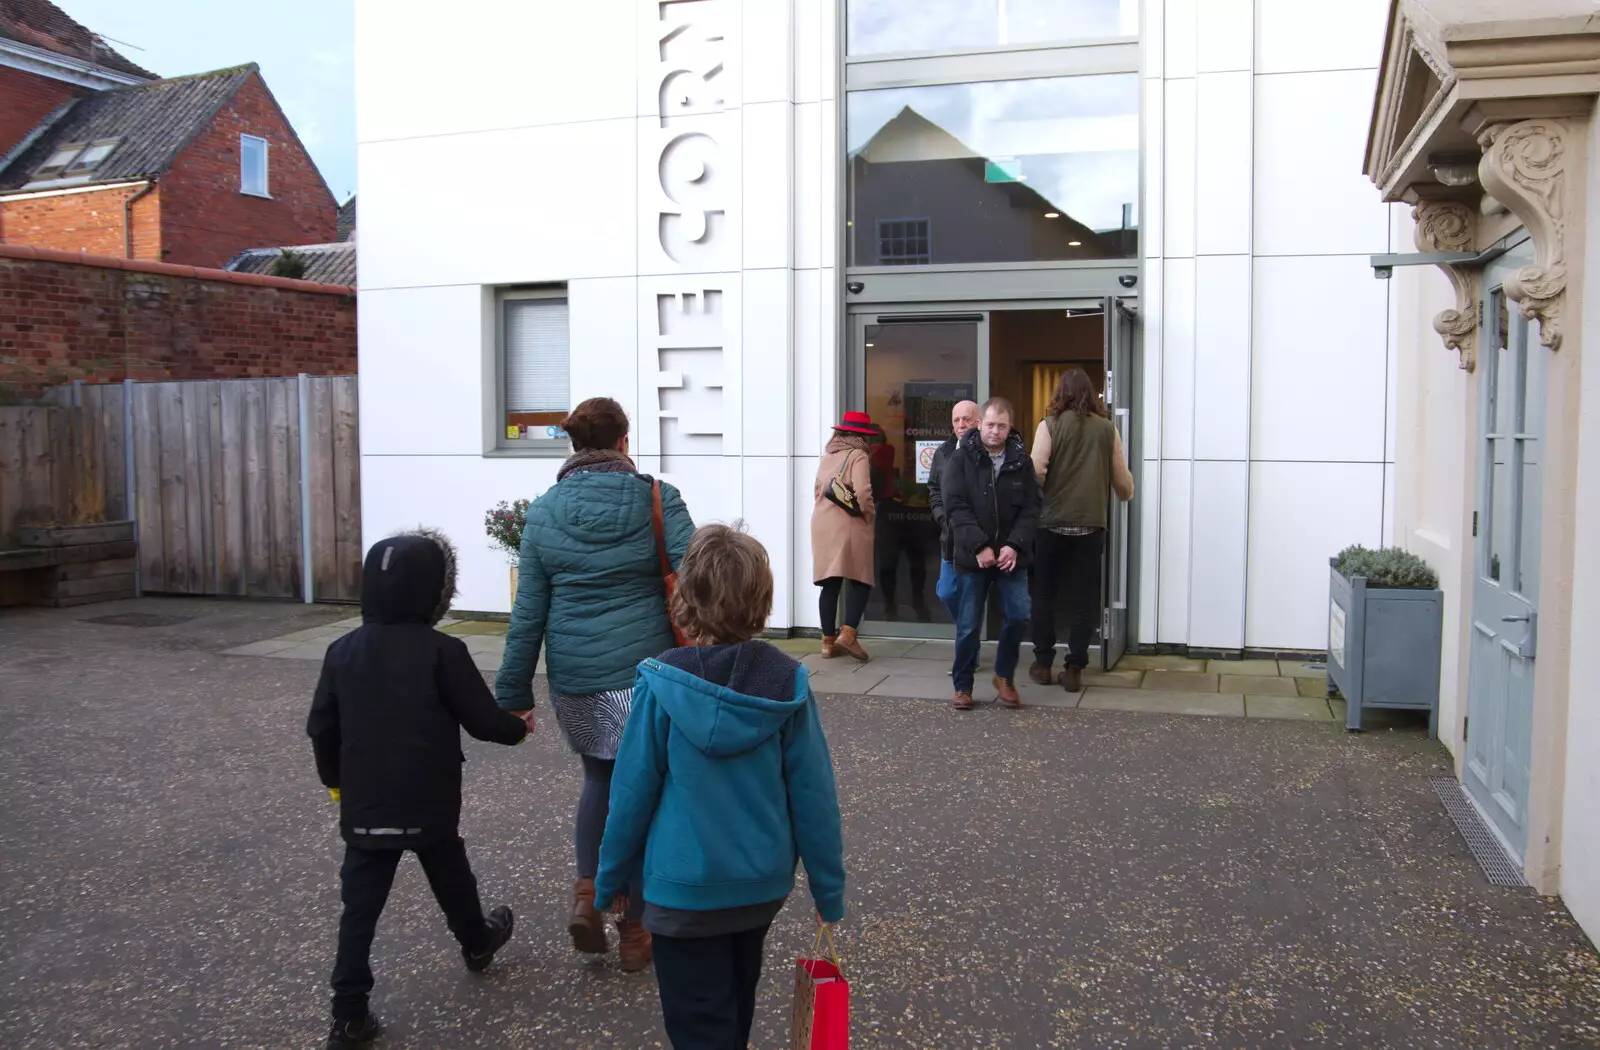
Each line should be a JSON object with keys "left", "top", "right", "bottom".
{"left": 1068, "top": 240, "right": 1082, "bottom": 247}
{"left": 1044, "top": 212, "right": 1060, "bottom": 219}
{"left": 846, "top": 221, "right": 853, "bottom": 227}
{"left": 865, "top": 342, "right": 874, "bottom": 347}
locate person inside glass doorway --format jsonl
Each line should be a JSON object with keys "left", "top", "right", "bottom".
{"left": 927, "top": 399, "right": 982, "bottom": 619}
{"left": 940, "top": 397, "right": 1039, "bottom": 710}
{"left": 1027, "top": 368, "right": 1135, "bottom": 692}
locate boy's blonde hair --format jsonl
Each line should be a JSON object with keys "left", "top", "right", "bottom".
{"left": 669, "top": 522, "right": 773, "bottom": 645}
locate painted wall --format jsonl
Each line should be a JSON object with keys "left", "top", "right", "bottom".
{"left": 1558, "top": 114, "right": 1600, "bottom": 939}
{"left": 355, "top": 0, "right": 1398, "bottom": 652}
{"left": 1142, "top": 0, "right": 1396, "bottom": 651}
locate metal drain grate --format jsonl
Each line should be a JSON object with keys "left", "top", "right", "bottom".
{"left": 1430, "top": 775, "right": 1528, "bottom": 887}
{"left": 82, "top": 613, "right": 193, "bottom": 628}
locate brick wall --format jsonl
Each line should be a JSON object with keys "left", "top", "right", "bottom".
{"left": 0, "top": 183, "right": 160, "bottom": 258}
{"left": 0, "top": 66, "right": 83, "bottom": 157}
{"left": 159, "top": 73, "right": 337, "bottom": 268}
{"left": 0, "top": 246, "right": 355, "bottom": 396}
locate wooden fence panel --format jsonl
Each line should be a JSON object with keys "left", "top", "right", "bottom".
{"left": 8, "top": 377, "right": 361, "bottom": 602}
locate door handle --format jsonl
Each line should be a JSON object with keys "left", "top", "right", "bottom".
{"left": 1501, "top": 614, "right": 1530, "bottom": 623}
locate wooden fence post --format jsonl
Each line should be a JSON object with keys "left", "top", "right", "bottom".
{"left": 298, "top": 373, "right": 314, "bottom": 604}
{"left": 124, "top": 378, "right": 140, "bottom": 597}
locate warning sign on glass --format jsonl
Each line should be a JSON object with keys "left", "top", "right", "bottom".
{"left": 915, "top": 440, "right": 943, "bottom": 484}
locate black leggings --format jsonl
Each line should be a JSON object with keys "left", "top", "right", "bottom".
{"left": 576, "top": 754, "right": 641, "bottom": 919}
{"left": 818, "top": 577, "right": 870, "bottom": 634}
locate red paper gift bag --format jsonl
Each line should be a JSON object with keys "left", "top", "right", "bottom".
{"left": 792, "top": 927, "right": 849, "bottom": 1049}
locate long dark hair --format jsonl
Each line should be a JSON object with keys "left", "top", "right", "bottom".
{"left": 1046, "top": 368, "right": 1104, "bottom": 419}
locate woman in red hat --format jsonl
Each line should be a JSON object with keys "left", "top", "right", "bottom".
{"left": 811, "top": 411, "right": 878, "bottom": 661}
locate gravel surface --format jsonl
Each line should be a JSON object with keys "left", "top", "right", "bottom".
{"left": 2, "top": 598, "right": 1596, "bottom": 1049}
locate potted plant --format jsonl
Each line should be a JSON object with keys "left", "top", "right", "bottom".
{"left": 485, "top": 499, "right": 530, "bottom": 611}
{"left": 1327, "top": 545, "right": 1443, "bottom": 736}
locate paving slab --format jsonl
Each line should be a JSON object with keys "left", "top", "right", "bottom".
{"left": 1207, "top": 658, "right": 1281, "bottom": 677}
{"left": 848, "top": 638, "right": 923, "bottom": 660}
{"left": 470, "top": 651, "right": 503, "bottom": 673}
{"left": 900, "top": 640, "right": 958, "bottom": 662}
{"left": 1298, "top": 676, "right": 1338, "bottom": 699}
{"left": 808, "top": 671, "right": 888, "bottom": 695}
{"left": 1247, "top": 695, "right": 1335, "bottom": 721}
{"left": 440, "top": 620, "right": 510, "bottom": 636}
{"left": 1279, "top": 659, "right": 1331, "bottom": 679}
{"left": 867, "top": 674, "right": 961, "bottom": 700}
{"left": 265, "top": 642, "right": 334, "bottom": 661}
{"left": 1013, "top": 680, "right": 1081, "bottom": 709}
{"left": 464, "top": 636, "right": 507, "bottom": 655}
{"left": 1142, "top": 669, "right": 1220, "bottom": 692}
{"left": 1221, "top": 674, "right": 1297, "bottom": 697}
{"left": 1082, "top": 668, "right": 1144, "bottom": 689}
{"left": 1080, "top": 688, "right": 1246, "bottom": 717}
{"left": 1116, "top": 653, "right": 1207, "bottom": 672}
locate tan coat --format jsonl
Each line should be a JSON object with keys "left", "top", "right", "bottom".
{"left": 811, "top": 434, "right": 876, "bottom": 585}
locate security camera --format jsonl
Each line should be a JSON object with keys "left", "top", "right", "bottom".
{"left": 846, "top": 281, "right": 865, "bottom": 294}
{"left": 1374, "top": 266, "right": 1393, "bottom": 280}
{"left": 1117, "top": 274, "right": 1137, "bottom": 289}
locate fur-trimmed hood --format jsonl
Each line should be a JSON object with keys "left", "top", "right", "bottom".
{"left": 360, "top": 527, "right": 458, "bottom": 625}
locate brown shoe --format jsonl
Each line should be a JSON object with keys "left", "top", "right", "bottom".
{"left": 994, "top": 676, "right": 1022, "bottom": 709}
{"left": 1027, "top": 663, "right": 1052, "bottom": 686}
{"left": 821, "top": 635, "right": 839, "bottom": 658}
{"left": 1060, "top": 665, "right": 1084, "bottom": 693}
{"left": 617, "top": 918, "right": 653, "bottom": 972}
{"left": 952, "top": 690, "right": 974, "bottom": 710}
{"left": 836, "top": 625, "right": 870, "bottom": 662}
{"left": 568, "top": 878, "right": 609, "bottom": 954}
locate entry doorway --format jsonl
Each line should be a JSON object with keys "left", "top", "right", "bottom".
{"left": 846, "top": 299, "right": 1138, "bottom": 668}
{"left": 1464, "top": 242, "right": 1543, "bottom": 861}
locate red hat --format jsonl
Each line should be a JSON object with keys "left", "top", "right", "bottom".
{"left": 833, "top": 410, "right": 877, "bottom": 435}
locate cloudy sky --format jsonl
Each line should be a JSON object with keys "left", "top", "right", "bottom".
{"left": 58, "top": 0, "right": 356, "bottom": 202}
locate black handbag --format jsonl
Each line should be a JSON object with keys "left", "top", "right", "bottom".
{"left": 823, "top": 451, "right": 863, "bottom": 517}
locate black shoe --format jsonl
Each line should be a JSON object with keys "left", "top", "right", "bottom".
{"left": 464, "top": 905, "right": 514, "bottom": 973}
{"left": 325, "top": 1014, "right": 381, "bottom": 1049}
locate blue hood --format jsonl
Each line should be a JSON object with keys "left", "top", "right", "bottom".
{"left": 638, "top": 654, "right": 806, "bottom": 758}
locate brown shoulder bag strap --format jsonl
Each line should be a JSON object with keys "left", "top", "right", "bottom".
{"left": 651, "top": 479, "right": 673, "bottom": 577}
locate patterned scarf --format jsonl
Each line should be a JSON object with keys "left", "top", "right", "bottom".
{"left": 556, "top": 448, "right": 637, "bottom": 482}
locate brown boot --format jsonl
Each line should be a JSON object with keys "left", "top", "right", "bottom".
{"left": 617, "top": 918, "right": 653, "bottom": 972}
{"left": 1060, "top": 665, "right": 1084, "bottom": 693}
{"left": 994, "top": 676, "right": 1022, "bottom": 709}
{"left": 1027, "top": 662, "right": 1052, "bottom": 686}
{"left": 836, "top": 625, "right": 870, "bottom": 662}
{"left": 952, "top": 690, "right": 974, "bottom": 711}
{"left": 821, "top": 635, "right": 839, "bottom": 658}
{"left": 568, "top": 878, "right": 609, "bottom": 954}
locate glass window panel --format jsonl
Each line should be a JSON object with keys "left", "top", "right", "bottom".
{"left": 503, "top": 296, "right": 571, "bottom": 443}
{"left": 67, "top": 140, "right": 117, "bottom": 173}
{"left": 240, "top": 135, "right": 269, "bottom": 195}
{"left": 847, "top": 75, "right": 1139, "bottom": 265}
{"left": 848, "top": 0, "right": 1138, "bottom": 55}
{"left": 1488, "top": 296, "right": 1512, "bottom": 586}
{"left": 33, "top": 144, "right": 84, "bottom": 179}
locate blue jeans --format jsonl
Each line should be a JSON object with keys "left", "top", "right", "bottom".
{"left": 951, "top": 567, "right": 1030, "bottom": 693}
{"left": 935, "top": 558, "right": 959, "bottom": 619}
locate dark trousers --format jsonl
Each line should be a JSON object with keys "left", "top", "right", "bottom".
{"left": 652, "top": 924, "right": 772, "bottom": 1050}
{"left": 330, "top": 838, "right": 491, "bottom": 1021}
{"left": 818, "top": 577, "right": 870, "bottom": 634}
{"left": 575, "top": 755, "right": 642, "bottom": 919}
{"left": 1031, "top": 529, "right": 1105, "bottom": 671}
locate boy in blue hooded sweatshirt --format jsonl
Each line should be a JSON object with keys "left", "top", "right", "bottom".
{"left": 595, "top": 524, "right": 846, "bottom": 1050}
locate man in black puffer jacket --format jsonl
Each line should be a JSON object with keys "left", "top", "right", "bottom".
{"left": 939, "top": 397, "right": 1040, "bottom": 711}
{"left": 927, "top": 399, "right": 982, "bottom": 620}
{"left": 307, "top": 529, "right": 531, "bottom": 1049}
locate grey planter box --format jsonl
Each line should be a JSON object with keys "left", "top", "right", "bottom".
{"left": 1327, "top": 560, "right": 1442, "bottom": 736}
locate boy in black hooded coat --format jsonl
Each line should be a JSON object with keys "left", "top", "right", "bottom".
{"left": 307, "top": 529, "right": 531, "bottom": 1049}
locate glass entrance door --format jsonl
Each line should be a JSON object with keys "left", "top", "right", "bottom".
{"left": 1100, "top": 296, "right": 1135, "bottom": 669}
{"left": 854, "top": 313, "right": 987, "bottom": 635}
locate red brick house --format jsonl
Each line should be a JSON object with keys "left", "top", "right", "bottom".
{"left": 0, "top": 0, "right": 153, "bottom": 154}
{"left": 0, "top": 62, "right": 337, "bottom": 269}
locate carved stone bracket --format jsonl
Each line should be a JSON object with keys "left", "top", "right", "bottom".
{"left": 1412, "top": 198, "right": 1479, "bottom": 371}
{"left": 1478, "top": 119, "right": 1570, "bottom": 350}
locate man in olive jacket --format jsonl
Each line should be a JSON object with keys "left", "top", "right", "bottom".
{"left": 926, "top": 399, "right": 982, "bottom": 619}
{"left": 939, "top": 397, "right": 1040, "bottom": 711}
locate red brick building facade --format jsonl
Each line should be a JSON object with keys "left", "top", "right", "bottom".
{"left": 0, "top": 63, "right": 81, "bottom": 153}
{"left": 0, "top": 245, "right": 356, "bottom": 396}
{"left": 0, "top": 65, "right": 336, "bottom": 270}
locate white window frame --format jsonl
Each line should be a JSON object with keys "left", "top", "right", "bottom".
{"left": 240, "top": 134, "right": 270, "bottom": 197}
{"left": 493, "top": 286, "right": 571, "bottom": 455}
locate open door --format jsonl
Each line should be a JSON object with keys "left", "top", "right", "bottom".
{"left": 1101, "top": 297, "right": 1135, "bottom": 671}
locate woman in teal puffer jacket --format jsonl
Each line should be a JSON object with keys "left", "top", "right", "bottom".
{"left": 495, "top": 397, "right": 695, "bottom": 972}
